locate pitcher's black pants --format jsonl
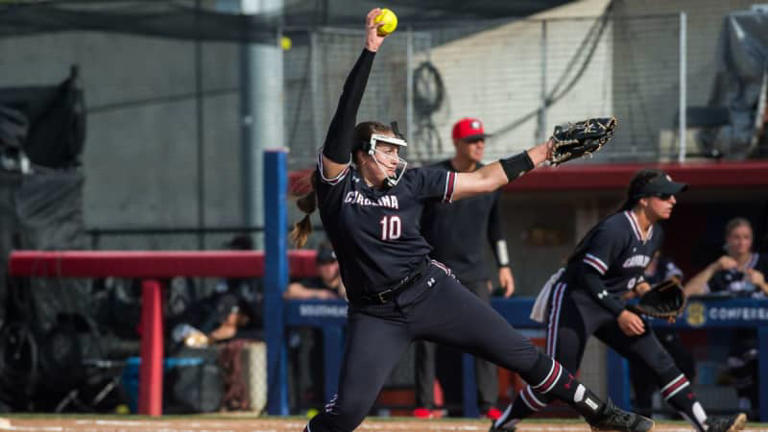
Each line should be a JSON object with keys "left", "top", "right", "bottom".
{"left": 308, "top": 263, "right": 562, "bottom": 432}
{"left": 415, "top": 279, "right": 498, "bottom": 411}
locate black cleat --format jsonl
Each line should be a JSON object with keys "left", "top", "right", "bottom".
{"left": 488, "top": 423, "right": 515, "bottom": 432}
{"left": 588, "top": 399, "right": 654, "bottom": 432}
{"left": 704, "top": 413, "right": 747, "bottom": 432}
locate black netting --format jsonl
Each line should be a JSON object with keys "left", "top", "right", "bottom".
{"left": 0, "top": 1, "right": 277, "bottom": 43}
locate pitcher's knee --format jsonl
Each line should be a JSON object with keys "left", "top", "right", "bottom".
{"left": 488, "top": 339, "right": 541, "bottom": 373}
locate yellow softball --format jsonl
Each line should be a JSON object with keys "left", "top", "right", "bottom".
{"left": 374, "top": 8, "right": 398, "bottom": 37}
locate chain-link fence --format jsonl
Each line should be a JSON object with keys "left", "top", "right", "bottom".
{"left": 0, "top": 8, "right": 687, "bottom": 246}
{"left": 285, "top": 12, "right": 683, "bottom": 170}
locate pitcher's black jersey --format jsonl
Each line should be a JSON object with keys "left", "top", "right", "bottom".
{"left": 421, "top": 160, "right": 505, "bottom": 282}
{"left": 565, "top": 210, "right": 664, "bottom": 294}
{"left": 315, "top": 155, "right": 457, "bottom": 301}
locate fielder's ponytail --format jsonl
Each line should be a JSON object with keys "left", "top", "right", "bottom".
{"left": 290, "top": 172, "right": 318, "bottom": 248}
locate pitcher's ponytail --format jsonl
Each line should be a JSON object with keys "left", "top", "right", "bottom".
{"left": 290, "top": 172, "right": 318, "bottom": 248}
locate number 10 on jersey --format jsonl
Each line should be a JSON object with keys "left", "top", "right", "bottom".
{"left": 380, "top": 215, "right": 402, "bottom": 240}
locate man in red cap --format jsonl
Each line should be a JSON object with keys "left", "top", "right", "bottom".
{"left": 414, "top": 117, "right": 514, "bottom": 420}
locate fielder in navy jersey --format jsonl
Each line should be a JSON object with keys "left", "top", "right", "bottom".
{"left": 290, "top": 9, "right": 652, "bottom": 432}
{"left": 492, "top": 170, "right": 747, "bottom": 432}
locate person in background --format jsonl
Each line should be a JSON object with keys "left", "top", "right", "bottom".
{"left": 684, "top": 217, "right": 767, "bottom": 412}
{"left": 414, "top": 117, "right": 514, "bottom": 420}
{"left": 284, "top": 242, "right": 345, "bottom": 412}
{"left": 169, "top": 234, "right": 263, "bottom": 347}
{"left": 684, "top": 218, "right": 768, "bottom": 298}
{"left": 285, "top": 242, "right": 346, "bottom": 300}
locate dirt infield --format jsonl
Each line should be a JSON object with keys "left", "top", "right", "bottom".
{"left": 0, "top": 417, "right": 767, "bottom": 432}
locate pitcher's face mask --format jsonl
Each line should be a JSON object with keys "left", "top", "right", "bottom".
{"left": 367, "top": 134, "right": 408, "bottom": 187}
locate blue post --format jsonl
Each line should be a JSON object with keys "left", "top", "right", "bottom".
{"left": 264, "top": 148, "right": 289, "bottom": 415}
{"left": 462, "top": 353, "right": 479, "bottom": 418}
{"left": 606, "top": 348, "right": 631, "bottom": 410}
{"left": 759, "top": 325, "right": 768, "bottom": 422}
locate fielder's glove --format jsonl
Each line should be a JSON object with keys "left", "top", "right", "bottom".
{"left": 627, "top": 279, "right": 686, "bottom": 320}
{"left": 549, "top": 117, "right": 617, "bottom": 166}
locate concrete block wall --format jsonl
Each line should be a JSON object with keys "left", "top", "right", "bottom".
{"left": 0, "top": 33, "right": 243, "bottom": 248}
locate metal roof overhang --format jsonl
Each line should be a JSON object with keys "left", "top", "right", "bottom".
{"left": 501, "top": 161, "right": 768, "bottom": 192}
{"left": 290, "top": 161, "right": 768, "bottom": 195}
